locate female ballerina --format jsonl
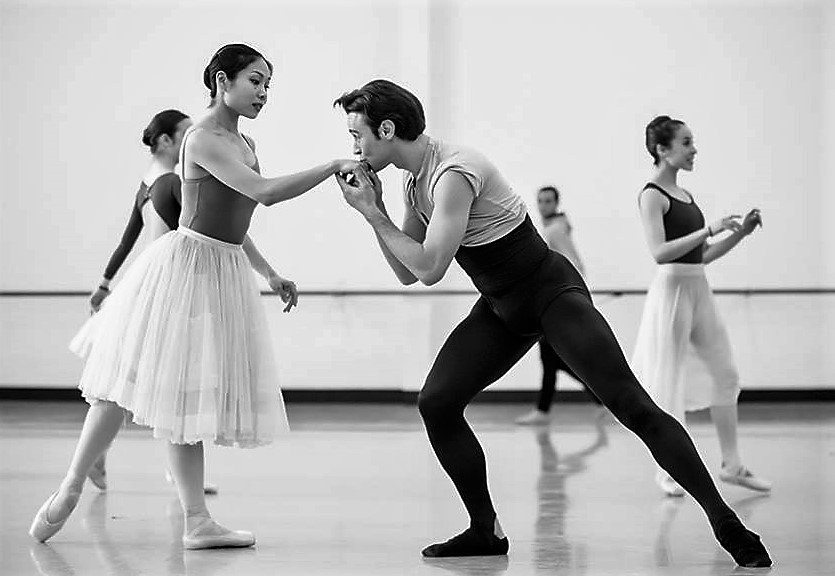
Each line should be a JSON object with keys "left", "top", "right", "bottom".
{"left": 78, "top": 109, "right": 201, "bottom": 492}
{"left": 30, "top": 43, "right": 357, "bottom": 549}
{"left": 632, "top": 115, "right": 771, "bottom": 497}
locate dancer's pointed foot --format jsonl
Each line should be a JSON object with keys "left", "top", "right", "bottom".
{"left": 422, "top": 527, "right": 509, "bottom": 557}
{"left": 712, "top": 513, "right": 772, "bottom": 568}
{"left": 182, "top": 517, "right": 255, "bottom": 550}
{"left": 29, "top": 489, "right": 81, "bottom": 543}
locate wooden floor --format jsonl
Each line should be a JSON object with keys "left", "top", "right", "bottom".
{"left": 1, "top": 400, "right": 832, "bottom": 576}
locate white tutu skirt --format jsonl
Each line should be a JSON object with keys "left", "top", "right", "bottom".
{"left": 630, "top": 264, "right": 740, "bottom": 423}
{"left": 70, "top": 227, "right": 289, "bottom": 447}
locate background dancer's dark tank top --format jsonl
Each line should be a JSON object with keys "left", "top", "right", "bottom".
{"left": 642, "top": 182, "right": 705, "bottom": 264}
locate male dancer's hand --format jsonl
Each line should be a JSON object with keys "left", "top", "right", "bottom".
{"left": 741, "top": 209, "right": 763, "bottom": 236}
{"left": 360, "top": 161, "right": 385, "bottom": 209}
{"left": 268, "top": 274, "right": 298, "bottom": 313}
{"left": 335, "top": 163, "right": 382, "bottom": 218}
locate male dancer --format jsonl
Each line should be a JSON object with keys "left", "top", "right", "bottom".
{"left": 332, "top": 80, "right": 770, "bottom": 568}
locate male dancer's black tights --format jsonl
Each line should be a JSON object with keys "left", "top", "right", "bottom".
{"left": 537, "top": 339, "right": 602, "bottom": 411}
{"left": 418, "top": 292, "right": 735, "bottom": 534}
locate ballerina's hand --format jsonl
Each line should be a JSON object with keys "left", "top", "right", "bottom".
{"left": 742, "top": 208, "right": 763, "bottom": 235}
{"left": 268, "top": 274, "right": 298, "bottom": 312}
{"left": 333, "top": 159, "right": 360, "bottom": 177}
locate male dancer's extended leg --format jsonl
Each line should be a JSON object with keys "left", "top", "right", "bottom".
{"left": 418, "top": 297, "right": 537, "bottom": 557}
{"left": 539, "top": 291, "right": 771, "bottom": 567}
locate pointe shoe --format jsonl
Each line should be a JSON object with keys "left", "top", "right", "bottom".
{"left": 87, "top": 460, "right": 107, "bottom": 491}
{"left": 515, "top": 410, "right": 551, "bottom": 426}
{"left": 164, "top": 469, "right": 219, "bottom": 495}
{"left": 719, "top": 464, "right": 772, "bottom": 493}
{"left": 182, "top": 517, "right": 255, "bottom": 550}
{"left": 29, "top": 491, "right": 79, "bottom": 543}
{"left": 656, "top": 471, "right": 686, "bottom": 498}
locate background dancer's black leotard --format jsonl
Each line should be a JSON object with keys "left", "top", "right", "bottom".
{"left": 102, "top": 173, "right": 181, "bottom": 280}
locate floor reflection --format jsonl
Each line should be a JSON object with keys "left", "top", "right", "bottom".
{"left": 29, "top": 544, "right": 77, "bottom": 576}
{"left": 421, "top": 555, "right": 510, "bottom": 575}
{"left": 531, "top": 414, "right": 609, "bottom": 573}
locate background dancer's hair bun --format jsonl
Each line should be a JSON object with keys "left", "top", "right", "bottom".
{"left": 142, "top": 109, "right": 189, "bottom": 153}
{"left": 645, "top": 115, "right": 685, "bottom": 165}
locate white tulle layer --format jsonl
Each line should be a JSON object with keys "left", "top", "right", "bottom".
{"left": 71, "top": 227, "right": 289, "bottom": 447}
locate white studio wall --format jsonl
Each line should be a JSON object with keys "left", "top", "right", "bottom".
{"left": 1, "top": 0, "right": 833, "bottom": 391}
{"left": 2, "top": 292, "right": 833, "bottom": 390}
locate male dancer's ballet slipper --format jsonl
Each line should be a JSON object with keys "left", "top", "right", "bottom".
{"left": 182, "top": 517, "right": 255, "bottom": 550}
{"left": 29, "top": 492, "right": 79, "bottom": 543}
{"left": 422, "top": 527, "right": 509, "bottom": 557}
{"left": 713, "top": 514, "right": 772, "bottom": 568}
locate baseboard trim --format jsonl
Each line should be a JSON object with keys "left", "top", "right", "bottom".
{"left": 1, "top": 387, "right": 833, "bottom": 403}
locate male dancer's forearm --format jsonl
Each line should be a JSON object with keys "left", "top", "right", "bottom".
{"left": 370, "top": 202, "right": 419, "bottom": 284}
{"left": 374, "top": 230, "right": 418, "bottom": 284}
{"left": 365, "top": 211, "right": 438, "bottom": 285}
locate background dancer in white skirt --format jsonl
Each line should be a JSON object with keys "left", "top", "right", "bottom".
{"left": 78, "top": 109, "right": 219, "bottom": 495}
{"left": 30, "top": 43, "right": 358, "bottom": 549}
{"left": 632, "top": 115, "right": 771, "bottom": 498}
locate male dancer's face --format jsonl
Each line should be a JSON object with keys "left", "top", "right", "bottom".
{"left": 537, "top": 191, "right": 557, "bottom": 220}
{"left": 346, "top": 112, "right": 390, "bottom": 172}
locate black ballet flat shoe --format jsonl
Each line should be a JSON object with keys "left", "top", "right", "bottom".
{"left": 422, "top": 527, "right": 509, "bottom": 558}
{"left": 713, "top": 515, "right": 772, "bottom": 568}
